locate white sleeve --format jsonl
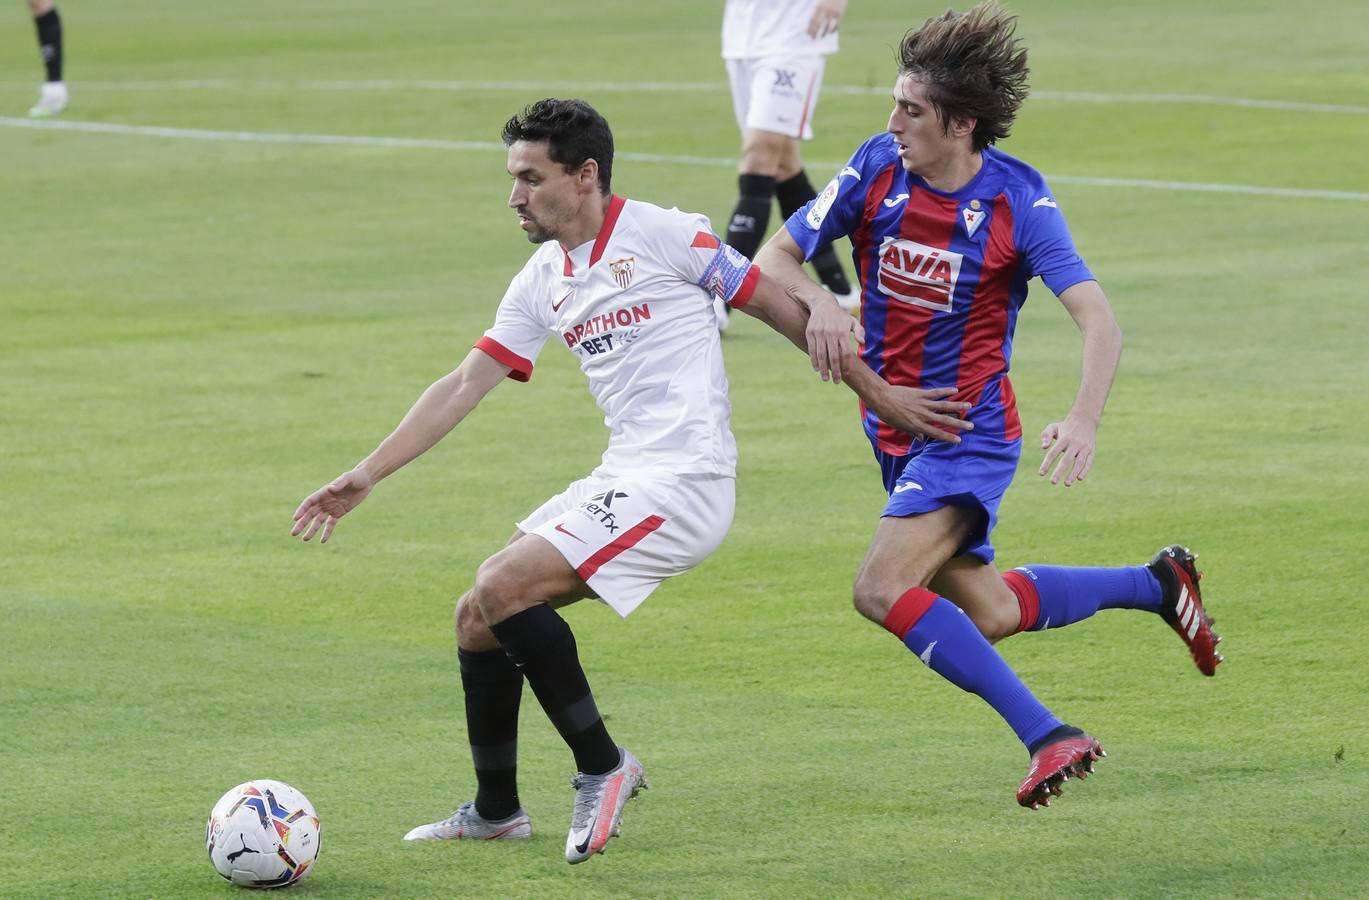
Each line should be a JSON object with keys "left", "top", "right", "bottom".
{"left": 476, "top": 262, "right": 553, "bottom": 383}
{"left": 647, "top": 208, "right": 762, "bottom": 309}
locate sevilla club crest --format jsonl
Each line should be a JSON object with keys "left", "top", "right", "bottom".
{"left": 609, "top": 257, "right": 635, "bottom": 289}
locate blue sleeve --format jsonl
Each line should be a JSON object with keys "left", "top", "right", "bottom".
{"left": 1014, "top": 187, "right": 1095, "bottom": 296}
{"left": 783, "top": 137, "right": 884, "bottom": 261}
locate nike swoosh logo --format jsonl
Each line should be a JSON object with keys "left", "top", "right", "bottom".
{"left": 554, "top": 523, "right": 586, "bottom": 543}
{"left": 574, "top": 829, "right": 593, "bottom": 855}
{"left": 883, "top": 193, "right": 909, "bottom": 208}
{"left": 552, "top": 291, "right": 573, "bottom": 312}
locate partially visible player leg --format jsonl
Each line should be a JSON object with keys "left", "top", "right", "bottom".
{"left": 728, "top": 129, "right": 787, "bottom": 258}
{"left": 471, "top": 536, "right": 620, "bottom": 777}
{"left": 987, "top": 549, "right": 1221, "bottom": 675}
{"left": 28, "top": 0, "right": 67, "bottom": 117}
{"left": 470, "top": 534, "right": 644, "bottom": 864}
{"left": 928, "top": 544, "right": 1220, "bottom": 676}
{"left": 405, "top": 530, "right": 549, "bottom": 842}
{"left": 718, "top": 129, "right": 786, "bottom": 332}
{"left": 401, "top": 591, "right": 535, "bottom": 842}
{"left": 854, "top": 506, "right": 1104, "bottom": 809}
{"left": 1002, "top": 563, "right": 1163, "bottom": 631}
{"left": 723, "top": 59, "right": 781, "bottom": 265}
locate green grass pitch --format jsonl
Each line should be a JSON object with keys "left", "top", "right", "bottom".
{"left": 3, "top": 0, "right": 1367, "bottom": 896}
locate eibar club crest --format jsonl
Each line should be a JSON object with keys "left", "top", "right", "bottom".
{"left": 961, "top": 199, "right": 987, "bottom": 237}
{"left": 609, "top": 257, "right": 635, "bottom": 289}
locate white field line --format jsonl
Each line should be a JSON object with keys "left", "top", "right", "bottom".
{"left": 5, "top": 116, "right": 1369, "bottom": 204}
{"left": 2, "top": 78, "right": 1367, "bottom": 116}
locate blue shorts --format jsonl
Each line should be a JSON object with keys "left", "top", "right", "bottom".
{"left": 873, "top": 430, "right": 1022, "bottom": 564}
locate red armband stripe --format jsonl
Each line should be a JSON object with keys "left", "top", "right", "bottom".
{"left": 728, "top": 264, "right": 761, "bottom": 309}
{"left": 474, "top": 337, "right": 533, "bottom": 383}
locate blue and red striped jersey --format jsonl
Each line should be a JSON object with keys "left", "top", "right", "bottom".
{"left": 786, "top": 133, "right": 1095, "bottom": 454}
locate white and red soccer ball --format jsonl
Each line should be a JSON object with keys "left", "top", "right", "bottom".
{"left": 206, "top": 780, "right": 320, "bottom": 888}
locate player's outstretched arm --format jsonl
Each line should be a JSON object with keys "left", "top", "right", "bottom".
{"left": 291, "top": 348, "right": 512, "bottom": 543}
{"left": 741, "top": 264, "right": 973, "bottom": 444}
{"left": 1038, "top": 279, "right": 1123, "bottom": 486}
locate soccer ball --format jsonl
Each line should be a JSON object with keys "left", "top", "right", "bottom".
{"left": 205, "top": 780, "right": 321, "bottom": 888}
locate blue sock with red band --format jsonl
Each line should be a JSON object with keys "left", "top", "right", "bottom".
{"left": 1004, "top": 565, "right": 1164, "bottom": 633}
{"left": 883, "top": 587, "right": 1062, "bottom": 750}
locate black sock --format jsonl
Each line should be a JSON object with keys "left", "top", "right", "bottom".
{"left": 775, "top": 170, "right": 817, "bottom": 219}
{"left": 726, "top": 173, "right": 775, "bottom": 260}
{"left": 34, "top": 8, "right": 62, "bottom": 83}
{"left": 490, "top": 606, "right": 619, "bottom": 776}
{"left": 458, "top": 647, "right": 524, "bottom": 821}
{"left": 776, "top": 170, "right": 852, "bottom": 294}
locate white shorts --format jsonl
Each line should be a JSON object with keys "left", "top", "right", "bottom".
{"left": 725, "top": 54, "right": 827, "bottom": 140}
{"left": 517, "top": 471, "right": 736, "bottom": 618}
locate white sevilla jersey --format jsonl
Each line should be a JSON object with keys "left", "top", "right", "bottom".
{"left": 722, "top": 0, "right": 839, "bottom": 60}
{"left": 477, "top": 196, "right": 759, "bottom": 478}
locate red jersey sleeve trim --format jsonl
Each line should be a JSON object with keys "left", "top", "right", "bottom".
{"left": 691, "top": 231, "right": 721, "bottom": 249}
{"left": 728, "top": 264, "right": 761, "bottom": 309}
{"left": 474, "top": 336, "right": 533, "bottom": 383}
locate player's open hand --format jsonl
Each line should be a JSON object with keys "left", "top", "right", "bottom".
{"left": 291, "top": 468, "right": 375, "bottom": 543}
{"left": 1039, "top": 414, "right": 1098, "bottom": 486}
{"left": 876, "top": 386, "right": 973, "bottom": 444}
{"left": 805, "top": 294, "right": 864, "bottom": 384}
{"left": 807, "top": 0, "right": 847, "bottom": 38}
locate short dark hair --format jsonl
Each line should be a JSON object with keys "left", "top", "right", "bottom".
{"left": 501, "top": 98, "right": 614, "bottom": 194}
{"left": 897, "top": 2, "right": 1030, "bottom": 152}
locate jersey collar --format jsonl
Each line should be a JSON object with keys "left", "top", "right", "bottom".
{"left": 560, "top": 194, "right": 626, "bottom": 276}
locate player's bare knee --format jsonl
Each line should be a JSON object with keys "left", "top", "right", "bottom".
{"left": 852, "top": 577, "right": 898, "bottom": 624}
{"left": 853, "top": 565, "right": 939, "bottom": 624}
{"left": 469, "top": 558, "right": 522, "bottom": 622}
{"left": 454, "top": 592, "right": 492, "bottom": 648}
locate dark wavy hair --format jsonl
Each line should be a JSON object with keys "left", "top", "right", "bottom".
{"left": 501, "top": 98, "right": 614, "bottom": 194}
{"left": 896, "top": 2, "right": 1030, "bottom": 152}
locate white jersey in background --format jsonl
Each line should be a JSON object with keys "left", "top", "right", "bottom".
{"left": 478, "top": 195, "right": 759, "bottom": 478}
{"left": 722, "top": 0, "right": 840, "bottom": 60}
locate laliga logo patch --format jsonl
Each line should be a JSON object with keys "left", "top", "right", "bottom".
{"left": 609, "top": 256, "right": 635, "bottom": 289}
{"left": 806, "top": 178, "right": 840, "bottom": 229}
{"left": 961, "top": 199, "right": 987, "bottom": 237}
{"left": 877, "top": 237, "right": 962, "bottom": 312}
